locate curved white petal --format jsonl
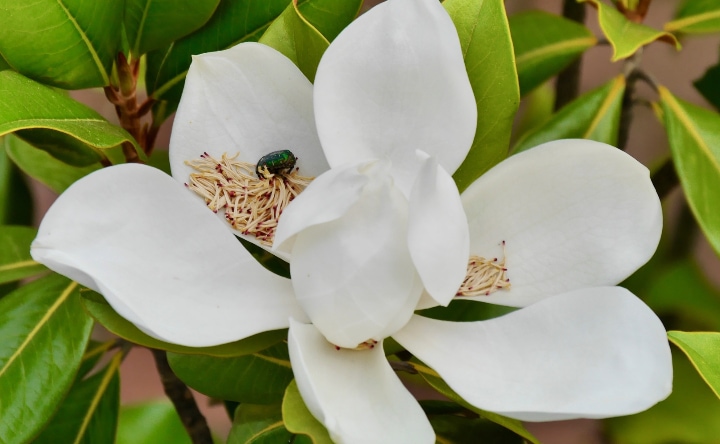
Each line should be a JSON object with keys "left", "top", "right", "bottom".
{"left": 408, "top": 152, "right": 469, "bottom": 306}
{"left": 393, "top": 287, "right": 672, "bottom": 421}
{"left": 314, "top": 0, "right": 476, "bottom": 185}
{"left": 288, "top": 320, "right": 434, "bottom": 444}
{"left": 290, "top": 165, "right": 423, "bottom": 348}
{"left": 273, "top": 160, "right": 372, "bottom": 254}
{"left": 461, "top": 139, "right": 662, "bottom": 307}
{"left": 169, "top": 43, "right": 328, "bottom": 255}
{"left": 31, "top": 164, "right": 308, "bottom": 347}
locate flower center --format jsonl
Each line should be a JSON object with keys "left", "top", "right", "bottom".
{"left": 456, "top": 241, "right": 511, "bottom": 297}
{"left": 185, "top": 151, "right": 313, "bottom": 245}
{"left": 333, "top": 339, "right": 379, "bottom": 351}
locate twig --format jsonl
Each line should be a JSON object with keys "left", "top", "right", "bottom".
{"left": 617, "top": 49, "right": 644, "bottom": 150}
{"left": 554, "top": 0, "right": 586, "bottom": 111}
{"left": 151, "top": 349, "right": 213, "bottom": 444}
{"left": 650, "top": 158, "right": 679, "bottom": 200}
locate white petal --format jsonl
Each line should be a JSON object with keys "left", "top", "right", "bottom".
{"left": 314, "top": 0, "right": 476, "bottom": 186}
{"left": 393, "top": 287, "right": 672, "bottom": 421}
{"left": 408, "top": 152, "right": 469, "bottom": 306}
{"left": 32, "top": 164, "right": 308, "bottom": 347}
{"left": 290, "top": 165, "right": 423, "bottom": 348}
{"left": 169, "top": 43, "right": 328, "bottom": 256}
{"left": 461, "top": 139, "right": 662, "bottom": 307}
{"left": 273, "top": 160, "right": 372, "bottom": 254}
{"left": 288, "top": 320, "right": 434, "bottom": 444}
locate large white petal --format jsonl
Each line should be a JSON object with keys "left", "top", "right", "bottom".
{"left": 393, "top": 287, "right": 672, "bottom": 421}
{"left": 290, "top": 165, "right": 423, "bottom": 348}
{"left": 314, "top": 0, "right": 476, "bottom": 189}
{"left": 288, "top": 320, "right": 434, "bottom": 444}
{"left": 408, "top": 152, "right": 469, "bottom": 306}
{"left": 273, "top": 160, "right": 372, "bottom": 254}
{"left": 170, "top": 42, "right": 326, "bottom": 180}
{"left": 169, "top": 43, "right": 328, "bottom": 256}
{"left": 31, "top": 164, "right": 308, "bottom": 347}
{"left": 461, "top": 139, "right": 662, "bottom": 307}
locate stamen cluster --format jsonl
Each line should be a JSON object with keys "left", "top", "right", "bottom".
{"left": 185, "top": 152, "right": 313, "bottom": 245}
{"left": 456, "top": 242, "right": 511, "bottom": 297}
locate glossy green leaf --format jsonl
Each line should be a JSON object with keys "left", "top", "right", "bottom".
{"left": 126, "top": 0, "right": 220, "bottom": 56}
{"left": 413, "top": 363, "right": 538, "bottom": 444}
{"left": 0, "top": 139, "right": 33, "bottom": 225}
{"left": 0, "top": 274, "right": 93, "bottom": 444}
{"left": 81, "top": 292, "right": 286, "bottom": 357}
{"left": 34, "top": 353, "right": 121, "bottom": 444}
{"left": 659, "top": 86, "right": 720, "bottom": 256}
{"left": 509, "top": 10, "right": 596, "bottom": 96}
{"left": 417, "top": 299, "right": 516, "bottom": 322}
{"left": 4, "top": 134, "right": 100, "bottom": 194}
{"left": 430, "top": 414, "right": 525, "bottom": 444}
{"left": 669, "top": 331, "right": 720, "bottom": 399}
{"left": 259, "top": 3, "right": 329, "bottom": 82}
{"left": 512, "top": 82, "right": 555, "bottom": 143}
{"left": 581, "top": 0, "right": 680, "bottom": 61}
{"left": 666, "top": 0, "right": 720, "bottom": 35}
{"left": 644, "top": 261, "right": 720, "bottom": 331}
{"left": 116, "top": 401, "right": 192, "bottom": 444}
{"left": 282, "top": 380, "right": 333, "bottom": 444}
{"left": 227, "top": 403, "right": 294, "bottom": 444}
{"left": 0, "top": 54, "right": 9, "bottom": 71}
{"left": 0, "top": 71, "right": 143, "bottom": 163}
{"left": 445, "top": 0, "right": 520, "bottom": 192}
{"left": 168, "top": 342, "right": 294, "bottom": 403}
{"left": 512, "top": 75, "right": 625, "bottom": 153}
{"left": 694, "top": 53, "right": 720, "bottom": 111}
{"left": 606, "top": 348, "right": 720, "bottom": 443}
{"left": 0, "top": 225, "right": 47, "bottom": 284}
{"left": 297, "top": 0, "right": 361, "bottom": 43}
{"left": 0, "top": 0, "right": 123, "bottom": 88}
{"left": 76, "top": 340, "right": 116, "bottom": 380}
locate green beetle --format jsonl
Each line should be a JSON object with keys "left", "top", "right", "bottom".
{"left": 256, "top": 150, "right": 297, "bottom": 178}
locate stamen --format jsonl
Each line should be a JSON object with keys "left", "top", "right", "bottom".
{"left": 332, "top": 339, "right": 379, "bottom": 351}
{"left": 456, "top": 241, "right": 511, "bottom": 297}
{"left": 185, "top": 152, "right": 313, "bottom": 245}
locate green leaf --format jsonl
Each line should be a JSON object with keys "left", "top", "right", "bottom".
{"left": 694, "top": 53, "right": 720, "bottom": 111}
{"left": 125, "top": 0, "right": 220, "bottom": 56}
{"left": 0, "top": 274, "right": 93, "bottom": 443}
{"left": 282, "top": 380, "right": 333, "bottom": 444}
{"left": 0, "top": 0, "right": 123, "bottom": 88}
{"left": 0, "top": 225, "right": 47, "bottom": 284}
{"left": 509, "top": 10, "right": 596, "bottom": 96}
{"left": 0, "top": 71, "right": 144, "bottom": 163}
{"left": 445, "top": 0, "right": 520, "bottom": 192}
{"left": 227, "top": 403, "right": 294, "bottom": 444}
{"left": 146, "top": 0, "right": 290, "bottom": 122}
{"left": 644, "top": 261, "right": 720, "bottom": 331}
{"left": 430, "top": 414, "right": 525, "bottom": 444}
{"left": 417, "top": 299, "right": 516, "bottom": 322}
{"left": 5, "top": 134, "right": 100, "bottom": 194}
{"left": 0, "top": 139, "right": 33, "bottom": 225}
{"left": 659, "top": 86, "right": 720, "bottom": 256}
{"left": 413, "top": 363, "right": 538, "bottom": 444}
{"left": 81, "top": 292, "right": 286, "bottom": 358}
{"left": 512, "top": 82, "right": 555, "bottom": 143}
{"left": 258, "top": 3, "right": 329, "bottom": 82}
{"left": 606, "top": 348, "right": 720, "bottom": 443}
{"left": 512, "top": 75, "right": 626, "bottom": 153}
{"left": 666, "top": 0, "right": 720, "bottom": 35}
{"left": 117, "top": 401, "right": 192, "bottom": 444}
{"left": 0, "top": 53, "right": 9, "bottom": 71}
{"left": 34, "top": 353, "right": 121, "bottom": 444}
{"left": 669, "top": 331, "right": 720, "bottom": 399}
{"left": 168, "top": 342, "right": 294, "bottom": 403}
{"left": 580, "top": 0, "right": 680, "bottom": 61}
{"left": 297, "top": 0, "right": 362, "bottom": 43}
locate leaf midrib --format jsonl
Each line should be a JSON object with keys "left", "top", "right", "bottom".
{"left": 666, "top": 9, "right": 720, "bottom": 32}
{"left": 0, "top": 281, "right": 78, "bottom": 379}
{"left": 73, "top": 353, "right": 121, "bottom": 444}
{"left": 515, "top": 36, "right": 596, "bottom": 68}
{"left": 54, "top": 0, "right": 109, "bottom": 84}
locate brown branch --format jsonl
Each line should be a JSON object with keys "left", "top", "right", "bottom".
{"left": 554, "top": 0, "right": 586, "bottom": 111}
{"left": 617, "top": 49, "right": 644, "bottom": 150}
{"left": 151, "top": 349, "right": 213, "bottom": 444}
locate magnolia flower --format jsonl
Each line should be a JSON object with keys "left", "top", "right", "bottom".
{"left": 31, "top": 0, "right": 672, "bottom": 442}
